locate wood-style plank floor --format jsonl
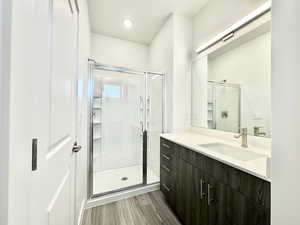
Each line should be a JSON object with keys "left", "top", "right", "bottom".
{"left": 82, "top": 191, "right": 181, "bottom": 225}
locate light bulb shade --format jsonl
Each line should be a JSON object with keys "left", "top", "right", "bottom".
{"left": 123, "top": 19, "right": 133, "bottom": 29}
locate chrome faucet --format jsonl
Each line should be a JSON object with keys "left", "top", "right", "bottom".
{"left": 234, "top": 128, "right": 248, "bottom": 148}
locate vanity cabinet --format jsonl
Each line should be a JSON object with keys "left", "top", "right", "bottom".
{"left": 160, "top": 138, "right": 178, "bottom": 209}
{"left": 160, "top": 138, "right": 270, "bottom": 225}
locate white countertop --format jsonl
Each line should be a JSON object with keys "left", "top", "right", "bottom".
{"left": 160, "top": 132, "right": 271, "bottom": 182}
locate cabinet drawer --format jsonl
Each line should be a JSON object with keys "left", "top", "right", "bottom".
{"left": 161, "top": 154, "right": 174, "bottom": 170}
{"left": 161, "top": 138, "right": 176, "bottom": 156}
{"left": 161, "top": 162, "right": 175, "bottom": 175}
{"left": 161, "top": 150, "right": 178, "bottom": 169}
{"left": 160, "top": 165, "right": 176, "bottom": 208}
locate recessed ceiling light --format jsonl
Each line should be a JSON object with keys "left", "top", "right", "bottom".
{"left": 123, "top": 19, "right": 133, "bottom": 29}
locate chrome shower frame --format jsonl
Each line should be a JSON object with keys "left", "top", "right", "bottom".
{"left": 87, "top": 59, "right": 166, "bottom": 200}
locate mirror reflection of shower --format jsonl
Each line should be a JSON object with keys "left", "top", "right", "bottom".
{"left": 207, "top": 80, "right": 241, "bottom": 133}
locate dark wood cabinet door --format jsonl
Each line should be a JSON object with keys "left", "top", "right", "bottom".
{"left": 194, "top": 168, "right": 208, "bottom": 225}
{"left": 176, "top": 159, "right": 195, "bottom": 225}
{"left": 160, "top": 139, "right": 270, "bottom": 225}
{"left": 241, "top": 173, "right": 271, "bottom": 209}
{"left": 206, "top": 175, "right": 226, "bottom": 225}
{"left": 183, "top": 161, "right": 195, "bottom": 225}
{"left": 223, "top": 185, "right": 247, "bottom": 225}
{"left": 246, "top": 200, "right": 270, "bottom": 225}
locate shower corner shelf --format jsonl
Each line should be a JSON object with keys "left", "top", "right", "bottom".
{"left": 93, "top": 136, "right": 102, "bottom": 141}
{"left": 93, "top": 121, "right": 102, "bottom": 125}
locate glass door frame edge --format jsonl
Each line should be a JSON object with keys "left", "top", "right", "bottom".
{"left": 87, "top": 60, "right": 166, "bottom": 200}
{"left": 93, "top": 62, "right": 165, "bottom": 77}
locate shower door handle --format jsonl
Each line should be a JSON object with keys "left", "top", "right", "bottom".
{"left": 140, "top": 122, "right": 144, "bottom": 136}
{"left": 139, "top": 96, "right": 144, "bottom": 111}
{"left": 139, "top": 96, "right": 144, "bottom": 136}
{"left": 146, "top": 97, "right": 150, "bottom": 128}
{"left": 72, "top": 142, "right": 82, "bottom": 153}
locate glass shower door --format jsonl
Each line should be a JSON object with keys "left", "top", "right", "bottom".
{"left": 146, "top": 73, "right": 164, "bottom": 184}
{"left": 92, "top": 69, "right": 145, "bottom": 195}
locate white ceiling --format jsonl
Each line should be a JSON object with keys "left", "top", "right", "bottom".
{"left": 88, "top": 0, "right": 209, "bottom": 45}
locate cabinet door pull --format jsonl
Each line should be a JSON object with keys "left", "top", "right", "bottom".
{"left": 200, "top": 179, "right": 206, "bottom": 199}
{"left": 207, "top": 184, "right": 214, "bottom": 206}
{"left": 163, "top": 143, "right": 170, "bottom": 149}
{"left": 162, "top": 183, "right": 171, "bottom": 192}
{"left": 162, "top": 154, "right": 171, "bottom": 160}
{"left": 162, "top": 165, "right": 171, "bottom": 173}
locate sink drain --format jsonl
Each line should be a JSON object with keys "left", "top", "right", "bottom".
{"left": 121, "top": 177, "right": 128, "bottom": 181}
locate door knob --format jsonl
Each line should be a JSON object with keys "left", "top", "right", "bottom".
{"left": 72, "top": 142, "right": 82, "bottom": 153}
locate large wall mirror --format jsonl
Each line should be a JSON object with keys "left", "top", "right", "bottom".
{"left": 192, "top": 13, "right": 271, "bottom": 138}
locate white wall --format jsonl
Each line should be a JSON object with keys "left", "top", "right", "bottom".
{"left": 149, "top": 16, "right": 174, "bottom": 132}
{"left": 272, "top": 1, "right": 300, "bottom": 224}
{"left": 173, "top": 15, "right": 192, "bottom": 131}
{"left": 192, "top": 56, "right": 208, "bottom": 128}
{"left": 91, "top": 33, "right": 149, "bottom": 70}
{"left": 148, "top": 14, "right": 192, "bottom": 178}
{"left": 91, "top": 15, "right": 192, "bottom": 134}
{"left": 149, "top": 14, "right": 192, "bottom": 132}
{"left": 208, "top": 32, "right": 271, "bottom": 136}
{"left": 0, "top": 1, "right": 11, "bottom": 225}
{"left": 193, "top": 0, "right": 267, "bottom": 51}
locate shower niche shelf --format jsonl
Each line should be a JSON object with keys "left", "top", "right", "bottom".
{"left": 93, "top": 136, "right": 102, "bottom": 141}
{"left": 92, "top": 90, "right": 103, "bottom": 162}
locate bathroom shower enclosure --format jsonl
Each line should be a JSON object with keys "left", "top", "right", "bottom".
{"left": 207, "top": 81, "right": 241, "bottom": 133}
{"left": 88, "top": 61, "right": 165, "bottom": 198}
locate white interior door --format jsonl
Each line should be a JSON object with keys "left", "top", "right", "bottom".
{"left": 29, "top": 0, "right": 79, "bottom": 225}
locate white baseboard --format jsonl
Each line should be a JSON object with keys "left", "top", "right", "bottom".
{"left": 77, "top": 199, "right": 86, "bottom": 225}
{"left": 86, "top": 183, "right": 160, "bottom": 209}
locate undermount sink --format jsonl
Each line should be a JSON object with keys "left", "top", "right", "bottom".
{"left": 198, "top": 143, "right": 266, "bottom": 161}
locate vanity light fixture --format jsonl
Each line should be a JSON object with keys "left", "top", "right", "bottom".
{"left": 195, "top": 1, "right": 271, "bottom": 54}
{"left": 123, "top": 19, "right": 133, "bottom": 29}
